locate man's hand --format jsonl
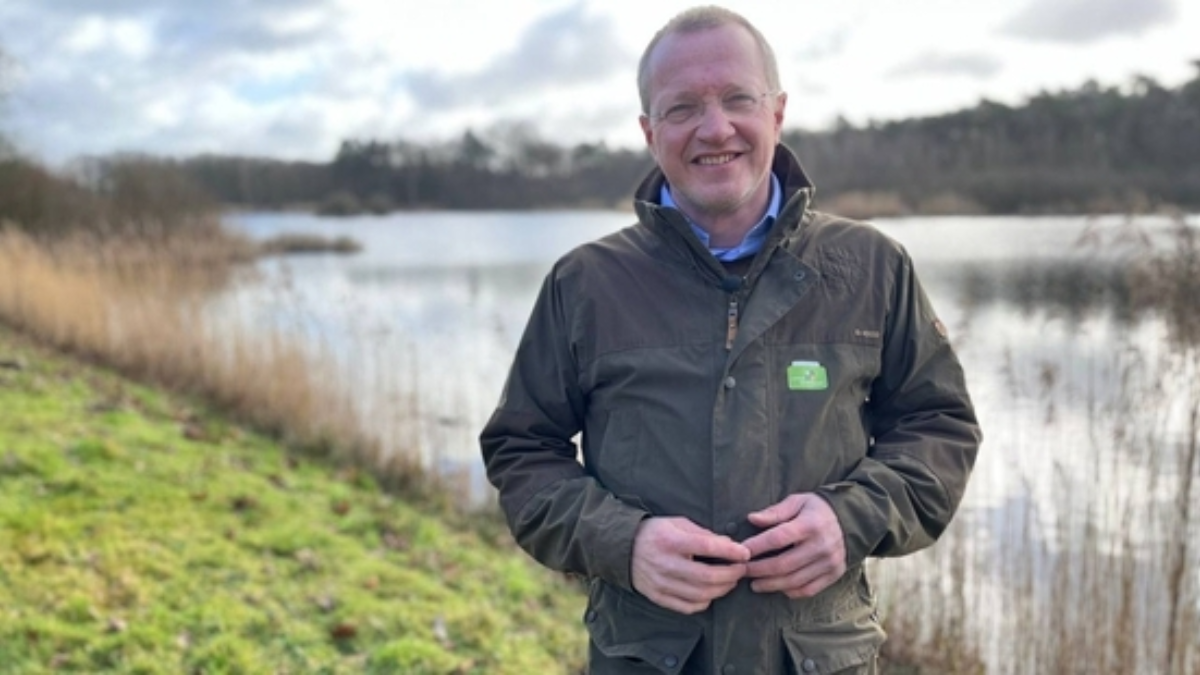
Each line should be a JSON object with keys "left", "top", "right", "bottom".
{"left": 741, "top": 493, "right": 846, "bottom": 598}
{"left": 631, "top": 517, "right": 750, "bottom": 614}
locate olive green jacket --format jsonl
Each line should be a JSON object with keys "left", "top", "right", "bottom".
{"left": 480, "top": 145, "right": 981, "bottom": 674}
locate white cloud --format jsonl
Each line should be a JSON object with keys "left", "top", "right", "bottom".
{"left": 1003, "top": 0, "right": 1177, "bottom": 43}
{"left": 62, "top": 16, "right": 155, "bottom": 58}
{"left": 888, "top": 52, "right": 1004, "bottom": 80}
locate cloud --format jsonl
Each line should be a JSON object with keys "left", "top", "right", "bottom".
{"left": 887, "top": 52, "right": 1003, "bottom": 80}
{"left": 1002, "top": 0, "right": 1176, "bottom": 43}
{"left": 0, "top": 0, "right": 352, "bottom": 162}
{"left": 403, "top": 3, "right": 633, "bottom": 110}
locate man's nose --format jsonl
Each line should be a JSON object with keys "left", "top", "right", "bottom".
{"left": 694, "top": 103, "right": 737, "bottom": 142}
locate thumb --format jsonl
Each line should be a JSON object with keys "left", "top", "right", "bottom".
{"left": 671, "top": 518, "right": 750, "bottom": 562}
{"left": 747, "top": 493, "right": 805, "bottom": 527}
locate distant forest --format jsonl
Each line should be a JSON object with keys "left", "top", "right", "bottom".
{"left": 176, "top": 67, "right": 1199, "bottom": 217}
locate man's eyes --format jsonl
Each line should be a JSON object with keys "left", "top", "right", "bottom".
{"left": 725, "top": 93, "right": 758, "bottom": 109}
{"left": 657, "top": 93, "right": 762, "bottom": 124}
{"left": 664, "top": 103, "right": 701, "bottom": 122}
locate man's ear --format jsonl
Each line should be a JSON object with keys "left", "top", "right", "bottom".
{"left": 639, "top": 115, "right": 655, "bottom": 152}
{"left": 772, "top": 92, "right": 788, "bottom": 136}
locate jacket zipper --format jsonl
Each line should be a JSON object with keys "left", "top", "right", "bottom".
{"left": 725, "top": 296, "right": 739, "bottom": 350}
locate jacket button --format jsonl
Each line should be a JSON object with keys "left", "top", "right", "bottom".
{"left": 584, "top": 610, "right": 596, "bottom": 623}
{"left": 722, "top": 665, "right": 737, "bottom": 674}
{"left": 662, "top": 654, "right": 679, "bottom": 668}
{"left": 724, "top": 521, "right": 738, "bottom": 536}
{"left": 801, "top": 657, "right": 818, "bottom": 672}
{"left": 723, "top": 376, "right": 736, "bottom": 389}
{"left": 794, "top": 270, "right": 806, "bottom": 281}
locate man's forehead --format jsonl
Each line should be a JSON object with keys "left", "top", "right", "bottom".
{"left": 645, "top": 25, "right": 768, "bottom": 98}
{"left": 648, "top": 22, "right": 754, "bottom": 63}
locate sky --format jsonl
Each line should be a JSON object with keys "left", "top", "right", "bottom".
{"left": 0, "top": 0, "right": 1197, "bottom": 166}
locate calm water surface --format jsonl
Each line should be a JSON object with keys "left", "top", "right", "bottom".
{"left": 222, "top": 209, "right": 1174, "bottom": 478}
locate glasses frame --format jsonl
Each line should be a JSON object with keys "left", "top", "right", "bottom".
{"left": 647, "top": 90, "right": 782, "bottom": 128}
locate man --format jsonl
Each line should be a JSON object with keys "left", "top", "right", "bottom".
{"left": 480, "top": 6, "right": 980, "bottom": 674}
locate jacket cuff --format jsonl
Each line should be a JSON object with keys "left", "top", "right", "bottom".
{"left": 585, "top": 495, "right": 650, "bottom": 591}
{"left": 814, "top": 483, "right": 884, "bottom": 569}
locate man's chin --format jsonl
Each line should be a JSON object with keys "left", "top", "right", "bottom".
{"left": 684, "top": 191, "right": 752, "bottom": 218}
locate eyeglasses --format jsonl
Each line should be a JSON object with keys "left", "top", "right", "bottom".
{"left": 648, "top": 91, "right": 780, "bottom": 127}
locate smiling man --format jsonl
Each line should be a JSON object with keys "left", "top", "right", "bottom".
{"left": 480, "top": 6, "right": 981, "bottom": 674}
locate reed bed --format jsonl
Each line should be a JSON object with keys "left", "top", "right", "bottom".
{"left": 875, "top": 216, "right": 1200, "bottom": 674}
{"left": 0, "top": 224, "right": 431, "bottom": 499}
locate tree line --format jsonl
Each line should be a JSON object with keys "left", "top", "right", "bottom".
{"left": 180, "top": 124, "right": 653, "bottom": 214}
{"left": 173, "top": 66, "right": 1200, "bottom": 217}
{"left": 787, "top": 66, "right": 1200, "bottom": 215}
{"left": 4, "top": 64, "right": 1199, "bottom": 225}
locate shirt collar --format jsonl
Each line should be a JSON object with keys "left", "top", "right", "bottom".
{"left": 660, "top": 172, "right": 781, "bottom": 262}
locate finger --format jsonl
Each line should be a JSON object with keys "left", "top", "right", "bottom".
{"left": 746, "top": 493, "right": 805, "bottom": 527}
{"left": 658, "top": 519, "right": 745, "bottom": 559}
{"left": 748, "top": 556, "right": 836, "bottom": 596}
{"left": 643, "top": 547, "right": 744, "bottom": 588}
{"left": 786, "top": 573, "right": 841, "bottom": 599}
{"left": 744, "top": 544, "right": 807, "bottom": 580}
{"left": 683, "top": 559, "right": 748, "bottom": 587}
{"left": 687, "top": 536, "right": 750, "bottom": 564}
{"left": 667, "top": 519, "right": 751, "bottom": 563}
{"left": 747, "top": 532, "right": 845, "bottom": 582}
{"left": 754, "top": 566, "right": 841, "bottom": 599}
{"left": 653, "top": 568, "right": 741, "bottom": 605}
{"left": 650, "top": 591, "right": 713, "bottom": 615}
{"left": 741, "top": 520, "right": 804, "bottom": 559}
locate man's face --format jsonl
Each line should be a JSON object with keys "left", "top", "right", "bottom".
{"left": 639, "top": 23, "right": 786, "bottom": 228}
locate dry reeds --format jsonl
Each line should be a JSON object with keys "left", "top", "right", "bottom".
{"left": 0, "top": 224, "right": 430, "bottom": 498}
{"left": 877, "top": 214, "right": 1199, "bottom": 674}
{"left": 0, "top": 153, "right": 450, "bottom": 508}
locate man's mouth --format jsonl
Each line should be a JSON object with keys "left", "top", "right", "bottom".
{"left": 694, "top": 153, "right": 739, "bottom": 166}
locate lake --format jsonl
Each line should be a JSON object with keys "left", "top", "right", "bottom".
{"left": 223, "top": 209, "right": 1199, "bottom": 673}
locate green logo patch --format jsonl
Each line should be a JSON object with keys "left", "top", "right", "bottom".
{"left": 787, "top": 361, "right": 828, "bottom": 391}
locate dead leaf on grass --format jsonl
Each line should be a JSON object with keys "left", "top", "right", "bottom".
{"left": 330, "top": 622, "right": 357, "bottom": 640}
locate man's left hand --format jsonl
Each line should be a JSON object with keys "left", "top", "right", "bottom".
{"left": 741, "top": 493, "right": 846, "bottom": 598}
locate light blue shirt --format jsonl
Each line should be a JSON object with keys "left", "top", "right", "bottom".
{"left": 660, "top": 172, "right": 781, "bottom": 262}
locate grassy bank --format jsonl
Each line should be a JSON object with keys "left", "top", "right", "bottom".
{"left": 0, "top": 323, "right": 587, "bottom": 673}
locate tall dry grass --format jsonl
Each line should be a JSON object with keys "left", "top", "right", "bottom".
{"left": 876, "top": 215, "right": 1199, "bottom": 674}
{"left": 0, "top": 224, "right": 432, "bottom": 498}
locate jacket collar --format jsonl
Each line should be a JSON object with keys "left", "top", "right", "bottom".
{"left": 634, "top": 144, "right": 814, "bottom": 232}
{"left": 632, "top": 144, "right": 816, "bottom": 277}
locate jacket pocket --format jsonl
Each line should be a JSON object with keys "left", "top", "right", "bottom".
{"left": 584, "top": 579, "right": 702, "bottom": 674}
{"left": 781, "top": 625, "right": 885, "bottom": 674}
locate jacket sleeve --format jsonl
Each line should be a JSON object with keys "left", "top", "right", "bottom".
{"left": 816, "top": 250, "right": 981, "bottom": 568}
{"left": 479, "top": 266, "right": 648, "bottom": 591}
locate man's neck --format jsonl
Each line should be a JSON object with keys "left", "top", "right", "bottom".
{"left": 662, "top": 174, "right": 780, "bottom": 249}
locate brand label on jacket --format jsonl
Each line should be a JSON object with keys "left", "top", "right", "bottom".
{"left": 787, "top": 361, "right": 828, "bottom": 391}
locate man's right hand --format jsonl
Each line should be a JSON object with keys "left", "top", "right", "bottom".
{"left": 630, "top": 517, "right": 750, "bottom": 614}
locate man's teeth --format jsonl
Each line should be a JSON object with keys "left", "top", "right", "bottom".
{"left": 697, "top": 154, "right": 736, "bottom": 165}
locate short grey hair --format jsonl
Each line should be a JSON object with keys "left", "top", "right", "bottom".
{"left": 637, "top": 6, "right": 781, "bottom": 115}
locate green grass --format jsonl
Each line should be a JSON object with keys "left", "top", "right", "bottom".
{"left": 0, "top": 325, "right": 587, "bottom": 674}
